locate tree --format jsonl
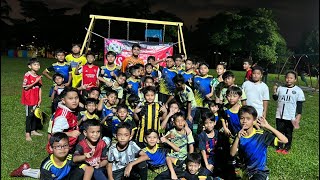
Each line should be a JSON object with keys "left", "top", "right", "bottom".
{"left": 303, "top": 28, "right": 319, "bottom": 54}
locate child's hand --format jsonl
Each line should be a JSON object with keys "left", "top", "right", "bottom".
{"left": 206, "top": 164, "right": 214, "bottom": 172}
{"left": 124, "top": 163, "right": 133, "bottom": 177}
{"left": 166, "top": 133, "right": 175, "bottom": 140}
{"left": 257, "top": 116, "right": 269, "bottom": 128}
{"left": 188, "top": 78, "right": 193, "bottom": 84}
{"left": 134, "top": 106, "right": 142, "bottom": 114}
{"left": 54, "top": 85, "right": 59, "bottom": 91}
{"left": 35, "top": 75, "right": 42, "bottom": 83}
{"left": 70, "top": 130, "right": 81, "bottom": 137}
{"left": 37, "top": 100, "right": 41, "bottom": 107}
{"left": 160, "top": 136, "right": 168, "bottom": 143}
{"left": 84, "top": 152, "right": 92, "bottom": 159}
{"left": 292, "top": 118, "right": 300, "bottom": 129}
{"left": 110, "top": 71, "right": 115, "bottom": 77}
{"left": 237, "top": 128, "right": 247, "bottom": 138}
{"left": 128, "top": 84, "right": 132, "bottom": 89}
{"left": 273, "top": 83, "right": 278, "bottom": 94}
{"left": 105, "top": 81, "right": 113, "bottom": 87}
{"left": 160, "top": 105, "right": 167, "bottom": 114}
{"left": 187, "top": 115, "right": 193, "bottom": 122}
{"left": 82, "top": 115, "right": 88, "bottom": 121}
{"left": 224, "top": 127, "right": 232, "bottom": 137}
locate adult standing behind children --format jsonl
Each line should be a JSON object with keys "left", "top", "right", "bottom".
{"left": 65, "top": 44, "right": 87, "bottom": 88}
{"left": 121, "top": 43, "right": 144, "bottom": 73}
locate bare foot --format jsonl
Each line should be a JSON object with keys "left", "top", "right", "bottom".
{"left": 31, "top": 131, "right": 43, "bottom": 136}
{"left": 26, "top": 133, "right": 32, "bottom": 141}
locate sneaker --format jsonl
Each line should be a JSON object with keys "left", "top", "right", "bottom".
{"left": 276, "top": 149, "right": 283, "bottom": 154}
{"left": 282, "top": 150, "right": 289, "bottom": 155}
{"left": 10, "top": 163, "right": 30, "bottom": 177}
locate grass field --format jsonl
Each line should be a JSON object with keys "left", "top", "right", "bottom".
{"left": 1, "top": 56, "right": 319, "bottom": 180}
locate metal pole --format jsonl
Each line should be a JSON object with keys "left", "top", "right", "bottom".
{"left": 294, "top": 54, "right": 306, "bottom": 71}
{"left": 278, "top": 55, "right": 294, "bottom": 80}
{"left": 80, "top": 17, "right": 95, "bottom": 55}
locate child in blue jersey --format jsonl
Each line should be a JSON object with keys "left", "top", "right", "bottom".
{"left": 139, "top": 76, "right": 159, "bottom": 103}
{"left": 181, "top": 58, "right": 196, "bottom": 87}
{"left": 51, "top": 73, "right": 66, "bottom": 113}
{"left": 111, "top": 104, "right": 137, "bottom": 138}
{"left": 78, "top": 98, "right": 99, "bottom": 131}
{"left": 43, "top": 49, "right": 72, "bottom": 96}
{"left": 193, "top": 62, "right": 214, "bottom": 106}
{"left": 230, "top": 106, "right": 288, "bottom": 180}
{"left": 143, "top": 129, "right": 179, "bottom": 175}
{"left": 198, "top": 111, "right": 219, "bottom": 175}
{"left": 127, "top": 65, "right": 141, "bottom": 96}
{"left": 97, "top": 90, "right": 118, "bottom": 138}
{"left": 10, "top": 132, "right": 94, "bottom": 179}
{"left": 159, "top": 56, "right": 178, "bottom": 105}
{"left": 127, "top": 94, "right": 140, "bottom": 117}
{"left": 100, "top": 51, "right": 120, "bottom": 79}
{"left": 174, "top": 54, "right": 185, "bottom": 74}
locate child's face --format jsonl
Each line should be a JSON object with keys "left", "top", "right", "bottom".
{"left": 144, "top": 79, "right": 155, "bottom": 87}
{"left": 54, "top": 76, "right": 64, "bottom": 85}
{"left": 132, "top": 69, "right": 140, "bottom": 78}
{"left": 56, "top": 53, "right": 65, "bottom": 62}
{"left": 224, "top": 77, "right": 235, "bottom": 86}
{"left": 252, "top": 69, "right": 262, "bottom": 82}
{"left": 86, "top": 103, "right": 97, "bottom": 113}
{"left": 132, "top": 47, "right": 140, "bottom": 56}
{"left": 62, "top": 91, "right": 79, "bottom": 110}
{"left": 117, "top": 108, "right": 128, "bottom": 120}
{"left": 84, "top": 126, "right": 101, "bottom": 143}
{"left": 107, "top": 55, "right": 115, "bottom": 64}
{"left": 117, "top": 76, "right": 126, "bottom": 85}
{"left": 243, "top": 62, "right": 251, "bottom": 70}
{"left": 285, "top": 73, "right": 297, "bottom": 86}
{"left": 204, "top": 119, "right": 215, "bottom": 131}
{"left": 116, "top": 128, "right": 131, "bottom": 146}
{"left": 51, "top": 138, "right": 70, "bottom": 159}
{"left": 145, "top": 91, "right": 155, "bottom": 103}
{"left": 166, "top": 58, "right": 175, "bottom": 68}
{"left": 147, "top": 59, "right": 155, "bottom": 64}
{"left": 185, "top": 60, "right": 193, "bottom": 70}
{"left": 174, "top": 116, "right": 186, "bottom": 130}
{"left": 29, "top": 62, "right": 41, "bottom": 72}
{"left": 175, "top": 82, "right": 184, "bottom": 91}
{"left": 240, "top": 112, "right": 255, "bottom": 130}
{"left": 199, "top": 65, "right": 209, "bottom": 76}
{"left": 216, "top": 65, "right": 226, "bottom": 76}
{"left": 145, "top": 132, "right": 159, "bottom": 147}
{"left": 175, "top": 58, "right": 182, "bottom": 67}
{"left": 227, "top": 93, "right": 241, "bottom": 105}
{"left": 106, "top": 93, "right": 117, "bottom": 105}
{"left": 169, "top": 104, "right": 180, "bottom": 114}
{"left": 139, "top": 67, "right": 145, "bottom": 76}
{"left": 210, "top": 105, "right": 219, "bottom": 113}
{"left": 146, "top": 66, "right": 153, "bottom": 74}
{"left": 88, "top": 90, "right": 100, "bottom": 100}
{"left": 87, "top": 55, "right": 95, "bottom": 64}
{"left": 187, "top": 162, "right": 201, "bottom": 175}
{"left": 72, "top": 45, "right": 80, "bottom": 54}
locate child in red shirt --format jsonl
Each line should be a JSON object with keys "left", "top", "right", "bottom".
{"left": 21, "top": 58, "right": 43, "bottom": 141}
{"left": 243, "top": 58, "right": 253, "bottom": 81}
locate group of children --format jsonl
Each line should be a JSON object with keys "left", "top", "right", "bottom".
{"left": 13, "top": 43, "right": 306, "bottom": 180}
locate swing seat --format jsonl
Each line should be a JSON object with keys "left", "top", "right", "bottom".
{"left": 145, "top": 29, "right": 163, "bottom": 42}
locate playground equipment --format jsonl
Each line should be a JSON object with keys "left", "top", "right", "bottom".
{"left": 80, "top": 15, "right": 187, "bottom": 58}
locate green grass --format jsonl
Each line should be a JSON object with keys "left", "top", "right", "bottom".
{"left": 1, "top": 56, "right": 319, "bottom": 179}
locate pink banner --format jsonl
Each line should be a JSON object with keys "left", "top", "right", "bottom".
{"left": 104, "top": 38, "right": 173, "bottom": 67}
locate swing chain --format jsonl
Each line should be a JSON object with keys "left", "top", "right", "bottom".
{"left": 108, "top": 20, "right": 111, "bottom": 39}
{"left": 127, "top": 22, "right": 130, "bottom": 40}
{"left": 163, "top": 25, "right": 166, "bottom": 43}
{"left": 145, "top": 23, "right": 148, "bottom": 41}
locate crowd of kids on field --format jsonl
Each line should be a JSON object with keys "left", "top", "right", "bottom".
{"left": 13, "top": 43, "right": 306, "bottom": 180}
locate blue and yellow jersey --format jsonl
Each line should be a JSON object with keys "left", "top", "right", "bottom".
{"left": 111, "top": 116, "right": 136, "bottom": 135}
{"left": 40, "top": 154, "right": 81, "bottom": 180}
{"left": 176, "top": 85, "right": 197, "bottom": 109}
{"left": 143, "top": 144, "right": 167, "bottom": 167}
{"left": 193, "top": 75, "right": 213, "bottom": 98}
{"left": 127, "top": 77, "right": 141, "bottom": 96}
{"left": 160, "top": 67, "right": 178, "bottom": 95}
{"left": 221, "top": 106, "right": 241, "bottom": 135}
{"left": 100, "top": 65, "right": 121, "bottom": 79}
{"left": 101, "top": 104, "right": 116, "bottom": 121}
{"left": 181, "top": 70, "right": 196, "bottom": 83}
{"left": 65, "top": 54, "right": 87, "bottom": 88}
{"left": 239, "top": 129, "right": 278, "bottom": 177}
{"left": 46, "top": 62, "right": 71, "bottom": 84}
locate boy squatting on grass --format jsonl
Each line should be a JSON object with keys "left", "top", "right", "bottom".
{"left": 230, "top": 105, "right": 288, "bottom": 180}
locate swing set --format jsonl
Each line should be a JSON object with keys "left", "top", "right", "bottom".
{"left": 80, "top": 14, "right": 187, "bottom": 57}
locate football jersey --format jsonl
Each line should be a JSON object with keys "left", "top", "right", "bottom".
{"left": 74, "top": 139, "right": 108, "bottom": 166}
{"left": 275, "top": 85, "right": 305, "bottom": 120}
{"left": 111, "top": 116, "right": 137, "bottom": 136}
{"left": 181, "top": 70, "right": 196, "bottom": 83}
{"left": 100, "top": 65, "right": 121, "bottom": 79}
{"left": 143, "top": 144, "right": 167, "bottom": 167}
{"left": 80, "top": 64, "right": 100, "bottom": 90}
{"left": 224, "top": 107, "right": 242, "bottom": 135}
{"left": 160, "top": 67, "right": 178, "bottom": 95}
{"left": 40, "top": 154, "right": 74, "bottom": 180}
{"left": 21, "top": 71, "right": 42, "bottom": 106}
{"left": 198, "top": 130, "right": 218, "bottom": 164}
{"left": 65, "top": 54, "right": 87, "bottom": 88}
{"left": 176, "top": 85, "right": 197, "bottom": 109}
{"left": 127, "top": 77, "right": 141, "bottom": 96}
{"left": 45, "top": 62, "right": 71, "bottom": 83}
{"left": 166, "top": 128, "right": 195, "bottom": 160}
{"left": 193, "top": 75, "right": 213, "bottom": 98}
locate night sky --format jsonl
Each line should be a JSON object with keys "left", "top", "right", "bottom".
{"left": 7, "top": 0, "right": 319, "bottom": 48}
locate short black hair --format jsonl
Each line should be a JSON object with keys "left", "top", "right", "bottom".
{"left": 106, "top": 51, "right": 116, "bottom": 57}
{"left": 145, "top": 63, "right": 153, "bottom": 69}
{"left": 166, "top": 56, "right": 174, "bottom": 60}
{"left": 28, "top": 58, "right": 39, "bottom": 65}
{"left": 136, "top": 63, "right": 144, "bottom": 69}
{"left": 147, "top": 56, "right": 155, "bottom": 61}
{"left": 72, "top": 43, "right": 81, "bottom": 48}
{"left": 89, "top": 87, "right": 101, "bottom": 95}
{"left": 199, "top": 62, "right": 209, "bottom": 68}
{"left": 106, "top": 89, "right": 118, "bottom": 97}
{"left": 117, "top": 104, "right": 128, "bottom": 112}
{"left": 116, "top": 122, "right": 132, "bottom": 134}
{"left": 168, "top": 99, "right": 181, "bottom": 109}
{"left": 52, "top": 73, "right": 64, "bottom": 81}
{"left": 174, "top": 54, "right": 182, "bottom": 61}
{"left": 86, "top": 52, "right": 95, "bottom": 57}
{"left": 217, "top": 62, "right": 227, "bottom": 69}
{"left": 86, "top": 98, "right": 98, "bottom": 105}
{"left": 186, "top": 153, "right": 202, "bottom": 164}
{"left": 55, "top": 49, "right": 65, "bottom": 55}
{"left": 243, "top": 58, "right": 253, "bottom": 65}
{"left": 118, "top": 72, "right": 127, "bottom": 78}
{"left": 83, "top": 119, "right": 101, "bottom": 131}
{"left": 201, "top": 110, "right": 215, "bottom": 122}
{"left": 144, "top": 76, "right": 154, "bottom": 83}
{"left": 285, "top": 70, "right": 298, "bottom": 79}
{"left": 222, "top": 71, "right": 235, "bottom": 80}
{"left": 128, "top": 94, "right": 140, "bottom": 106}
{"left": 144, "top": 129, "right": 159, "bottom": 138}
{"left": 207, "top": 100, "right": 218, "bottom": 108}
{"left": 185, "top": 58, "right": 194, "bottom": 64}
{"left": 252, "top": 66, "right": 264, "bottom": 74}
{"left": 226, "top": 86, "right": 242, "bottom": 96}
{"left": 60, "top": 87, "right": 79, "bottom": 98}
{"left": 49, "top": 132, "right": 69, "bottom": 147}
{"left": 238, "top": 105, "right": 258, "bottom": 120}
{"left": 142, "top": 86, "right": 156, "bottom": 95}
{"left": 173, "top": 74, "right": 185, "bottom": 85}
{"left": 172, "top": 112, "right": 185, "bottom": 121}
{"left": 132, "top": 43, "right": 141, "bottom": 49}
{"left": 129, "top": 65, "right": 140, "bottom": 75}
